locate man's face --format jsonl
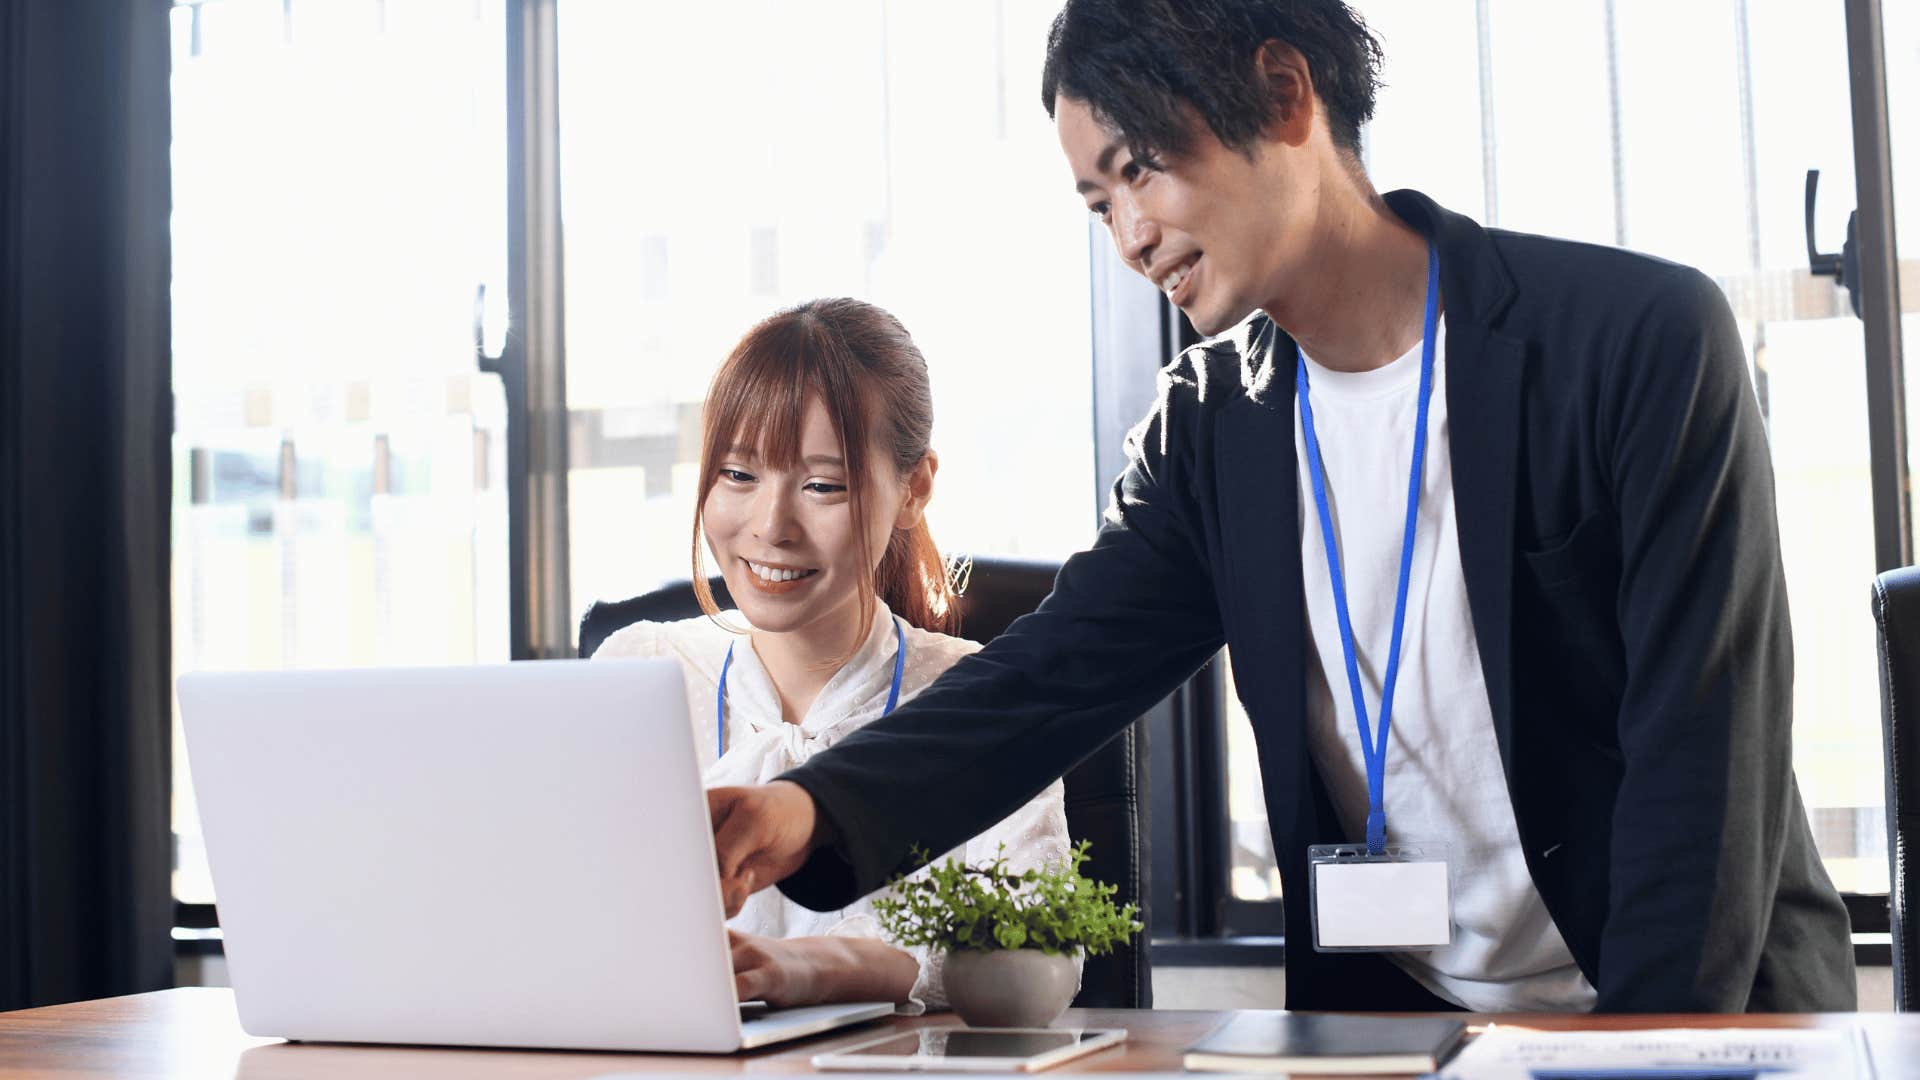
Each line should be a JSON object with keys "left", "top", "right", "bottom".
{"left": 1057, "top": 95, "right": 1308, "bottom": 337}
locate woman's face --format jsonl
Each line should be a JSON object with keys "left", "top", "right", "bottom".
{"left": 702, "top": 396, "right": 926, "bottom": 637}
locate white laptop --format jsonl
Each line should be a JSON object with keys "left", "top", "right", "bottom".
{"left": 177, "top": 659, "right": 893, "bottom": 1052}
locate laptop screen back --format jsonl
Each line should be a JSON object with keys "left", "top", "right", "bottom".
{"left": 179, "top": 658, "right": 745, "bottom": 1051}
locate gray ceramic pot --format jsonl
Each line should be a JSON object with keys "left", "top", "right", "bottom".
{"left": 941, "top": 948, "right": 1079, "bottom": 1027}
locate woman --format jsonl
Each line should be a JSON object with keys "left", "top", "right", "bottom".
{"left": 593, "top": 298, "right": 1075, "bottom": 1013}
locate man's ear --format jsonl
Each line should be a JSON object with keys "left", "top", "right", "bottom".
{"left": 894, "top": 450, "right": 938, "bottom": 531}
{"left": 1256, "top": 39, "right": 1317, "bottom": 147}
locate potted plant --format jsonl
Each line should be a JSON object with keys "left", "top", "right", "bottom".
{"left": 872, "top": 840, "right": 1143, "bottom": 1027}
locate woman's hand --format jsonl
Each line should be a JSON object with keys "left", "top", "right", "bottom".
{"left": 727, "top": 930, "right": 919, "bottom": 1007}
{"left": 728, "top": 930, "right": 825, "bottom": 1006}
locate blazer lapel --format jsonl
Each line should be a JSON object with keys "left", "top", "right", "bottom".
{"left": 1384, "top": 188, "right": 1532, "bottom": 782}
{"left": 1445, "top": 318, "right": 1528, "bottom": 778}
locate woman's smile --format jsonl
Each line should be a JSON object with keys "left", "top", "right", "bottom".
{"left": 741, "top": 557, "right": 822, "bottom": 595}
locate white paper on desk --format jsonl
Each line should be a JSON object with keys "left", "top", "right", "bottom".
{"left": 1439, "top": 1027, "right": 1862, "bottom": 1079}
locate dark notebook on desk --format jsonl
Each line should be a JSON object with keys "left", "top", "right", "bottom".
{"left": 1183, "top": 1011, "right": 1467, "bottom": 1075}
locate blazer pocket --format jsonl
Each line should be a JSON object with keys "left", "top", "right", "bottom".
{"left": 1522, "top": 510, "right": 1617, "bottom": 589}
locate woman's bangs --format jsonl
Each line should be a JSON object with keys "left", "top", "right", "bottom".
{"left": 708, "top": 342, "right": 815, "bottom": 473}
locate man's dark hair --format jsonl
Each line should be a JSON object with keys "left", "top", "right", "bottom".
{"left": 1041, "top": 0, "right": 1383, "bottom": 162}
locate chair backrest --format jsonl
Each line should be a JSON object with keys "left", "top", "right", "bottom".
{"left": 1872, "top": 566, "right": 1919, "bottom": 1011}
{"left": 578, "top": 555, "right": 1152, "bottom": 1008}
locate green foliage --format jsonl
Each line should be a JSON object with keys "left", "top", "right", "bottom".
{"left": 871, "top": 840, "right": 1144, "bottom": 956}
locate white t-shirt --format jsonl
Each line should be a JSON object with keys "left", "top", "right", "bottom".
{"left": 1294, "top": 326, "right": 1598, "bottom": 1012}
{"left": 591, "top": 600, "right": 1077, "bottom": 1013}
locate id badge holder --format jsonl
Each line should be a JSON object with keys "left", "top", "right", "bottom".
{"left": 1308, "top": 841, "right": 1454, "bottom": 952}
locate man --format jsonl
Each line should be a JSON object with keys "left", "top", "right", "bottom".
{"left": 708, "top": 0, "right": 1855, "bottom": 1012}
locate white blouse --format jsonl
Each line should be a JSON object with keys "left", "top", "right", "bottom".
{"left": 592, "top": 600, "right": 1078, "bottom": 1013}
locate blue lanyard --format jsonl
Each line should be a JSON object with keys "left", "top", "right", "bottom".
{"left": 715, "top": 616, "right": 907, "bottom": 758}
{"left": 1295, "top": 241, "right": 1440, "bottom": 856}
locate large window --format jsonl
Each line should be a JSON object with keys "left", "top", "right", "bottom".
{"left": 169, "top": 0, "right": 1912, "bottom": 957}
{"left": 168, "top": 0, "right": 1098, "bottom": 916}
{"left": 1220, "top": 0, "right": 1919, "bottom": 915}
{"left": 168, "top": 0, "right": 512, "bottom": 906}
{"left": 557, "top": 0, "right": 1095, "bottom": 636}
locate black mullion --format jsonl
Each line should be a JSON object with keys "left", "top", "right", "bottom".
{"left": 1846, "top": 891, "right": 1891, "bottom": 935}
{"left": 173, "top": 901, "right": 217, "bottom": 930}
{"left": 496, "top": 0, "right": 536, "bottom": 662}
{"left": 1840, "top": 0, "right": 1905, "bottom": 970}
{"left": 1184, "top": 657, "right": 1232, "bottom": 936}
{"left": 1146, "top": 699, "right": 1200, "bottom": 937}
{"left": 1222, "top": 898, "right": 1288, "bottom": 936}
{"left": 1843, "top": 0, "right": 1911, "bottom": 575}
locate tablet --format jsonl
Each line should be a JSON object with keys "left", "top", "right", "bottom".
{"left": 811, "top": 1027, "right": 1127, "bottom": 1072}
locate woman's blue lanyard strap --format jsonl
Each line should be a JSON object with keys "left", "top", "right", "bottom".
{"left": 716, "top": 616, "right": 908, "bottom": 759}
{"left": 1295, "top": 241, "right": 1440, "bottom": 856}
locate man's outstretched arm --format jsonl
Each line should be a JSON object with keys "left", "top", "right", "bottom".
{"left": 711, "top": 365, "right": 1229, "bottom": 914}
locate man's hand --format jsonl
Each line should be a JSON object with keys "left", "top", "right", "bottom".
{"left": 708, "top": 780, "right": 833, "bottom": 917}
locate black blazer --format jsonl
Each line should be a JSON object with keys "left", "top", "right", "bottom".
{"left": 779, "top": 190, "right": 1856, "bottom": 1012}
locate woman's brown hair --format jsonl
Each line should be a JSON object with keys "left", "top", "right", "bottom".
{"left": 691, "top": 298, "right": 959, "bottom": 637}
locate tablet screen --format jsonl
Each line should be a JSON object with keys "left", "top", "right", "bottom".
{"left": 837, "top": 1029, "right": 1100, "bottom": 1060}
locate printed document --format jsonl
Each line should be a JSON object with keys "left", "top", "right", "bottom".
{"left": 1439, "top": 1026, "right": 1862, "bottom": 1079}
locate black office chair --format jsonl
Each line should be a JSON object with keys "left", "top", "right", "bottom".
{"left": 579, "top": 555, "right": 1153, "bottom": 1008}
{"left": 1872, "top": 566, "right": 1920, "bottom": 1011}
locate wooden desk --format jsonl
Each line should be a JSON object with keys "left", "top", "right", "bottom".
{"left": 1, "top": 988, "right": 1915, "bottom": 1079}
